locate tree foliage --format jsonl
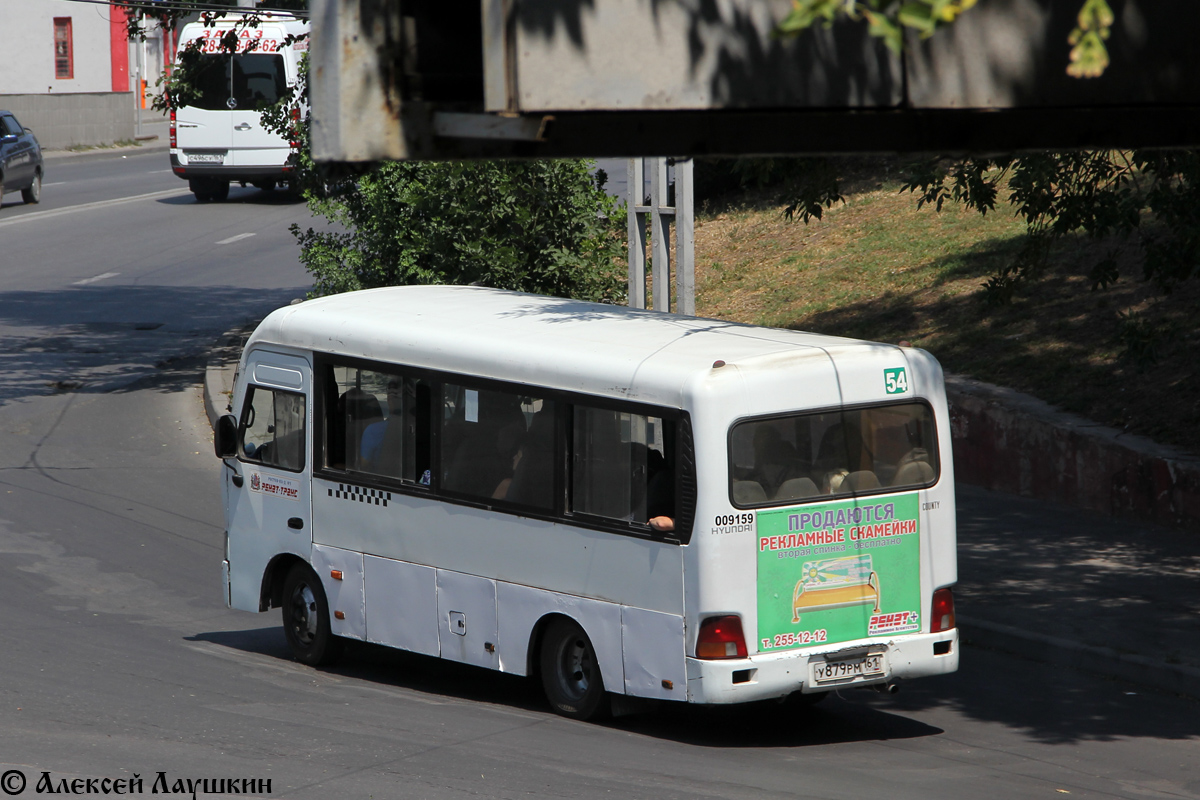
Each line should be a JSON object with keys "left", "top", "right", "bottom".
{"left": 290, "top": 160, "right": 628, "bottom": 303}
{"left": 772, "top": 149, "right": 1200, "bottom": 308}
{"left": 113, "top": 1, "right": 309, "bottom": 114}
{"left": 776, "top": 0, "right": 977, "bottom": 54}
{"left": 113, "top": 0, "right": 306, "bottom": 41}
{"left": 775, "top": 0, "right": 1114, "bottom": 78}
{"left": 900, "top": 151, "right": 1200, "bottom": 302}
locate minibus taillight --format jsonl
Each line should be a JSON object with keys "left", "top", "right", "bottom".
{"left": 169, "top": 107, "right": 176, "bottom": 148}
{"left": 289, "top": 107, "right": 301, "bottom": 149}
{"left": 930, "top": 588, "right": 956, "bottom": 633}
{"left": 696, "top": 615, "right": 747, "bottom": 659}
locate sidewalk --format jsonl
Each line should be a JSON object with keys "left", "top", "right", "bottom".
{"left": 42, "top": 116, "right": 170, "bottom": 161}
{"left": 201, "top": 328, "right": 1200, "bottom": 701}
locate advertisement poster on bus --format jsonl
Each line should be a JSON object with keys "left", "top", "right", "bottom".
{"left": 756, "top": 494, "right": 921, "bottom": 652}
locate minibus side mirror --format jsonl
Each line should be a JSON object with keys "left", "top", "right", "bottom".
{"left": 214, "top": 414, "right": 239, "bottom": 458}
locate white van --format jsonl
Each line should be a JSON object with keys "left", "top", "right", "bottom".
{"left": 169, "top": 14, "right": 308, "bottom": 202}
{"left": 214, "top": 286, "right": 959, "bottom": 720}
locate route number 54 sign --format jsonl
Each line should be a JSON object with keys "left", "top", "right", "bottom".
{"left": 884, "top": 367, "right": 909, "bottom": 394}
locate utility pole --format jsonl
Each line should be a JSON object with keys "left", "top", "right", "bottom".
{"left": 626, "top": 157, "right": 694, "bottom": 315}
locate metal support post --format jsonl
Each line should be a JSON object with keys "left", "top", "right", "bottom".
{"left": 626, "top": 156, "right": 694, "bottom": 315}
{"left": 650, "top": 157, "right": 673, "bottom": 312}
{"left": 675, "top": 158, "right": 695, "bottom": 316}
{"left": 626, "top": 158, "right": 647, "bottom": 310}
{"left": 135, "top": 67, "right": 142, "bottom": 138}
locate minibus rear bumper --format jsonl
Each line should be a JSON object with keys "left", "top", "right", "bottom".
{"left": 170, "top": 153, "right": 293, "bottom": 182}
{"left": 684, "top": 629, "right": 959, "bottom": 705}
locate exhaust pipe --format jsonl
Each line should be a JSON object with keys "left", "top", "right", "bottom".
{"left": 872, "top": 681, "right": 900, "bottom": 694}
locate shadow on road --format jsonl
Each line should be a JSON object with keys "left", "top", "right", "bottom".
{"left": 0, "top": 284, "right": 305, "bottom": 405}
{"left": 860, "top": 643, "right": 1200, "bottom": 746}
{"left": 189, "top": 618, "right": 1200, "bottom": 749}
{"left": 188, "top": 626, "right": 942, "bottom": 748}
{"left": 155, "top": 187, "right": 306, "bottom": 207}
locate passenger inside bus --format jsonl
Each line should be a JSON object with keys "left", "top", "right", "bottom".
{"left": 442, "top": 387, "right": 527, "bottom": 499}
{"left": 501, "top": 408, "right": 555, "bottom": 508}
{"left": 647, "top": 432, "right": 676, "bottom": 532}
{"left": 361, "top": 378, "right": 431, "bottom": 482}
{"left": 331, "top": 386, "right": 382, "bottom": 471}
{"left": 359, "top": 380, "right": 401, "bottom": 468}
{"left": 322, "top": 365, "right": 682, "bottom": 530}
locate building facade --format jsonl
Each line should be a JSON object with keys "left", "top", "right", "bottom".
{"left": 0, "top": 0, "right": 140, "bottom": 149}
{"left": 0, "top": 0, "right": 130, "bottom": 94}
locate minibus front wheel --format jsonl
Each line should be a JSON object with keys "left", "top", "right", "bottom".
{"left": 539, "top": 618, "right": 609, "bottom": 722}
{"left": 281, "top": 563, "right": 344, "bottom": 667}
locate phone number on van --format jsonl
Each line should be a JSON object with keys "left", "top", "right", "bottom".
{"left": 191, "top": 37, "right": 282, "bottom": 54}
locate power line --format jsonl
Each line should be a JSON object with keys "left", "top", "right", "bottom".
{"left": 57, "top": 0, "right": 308, "bottom": 19}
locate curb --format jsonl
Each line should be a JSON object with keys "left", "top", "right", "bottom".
{"left": 43, "top": 125, "right": 171, "bottom": 162}
{"left": 42, "top": 141, "right": 170, "bottom": 162}
{"left": 960, "top": 615, "right": 1200, "bottom": 700}
{"left": 203, "top": 325, "right": 254, "bottom": 431}
{"left": 946, "top": 375, "right": 1200, "bottom": 533}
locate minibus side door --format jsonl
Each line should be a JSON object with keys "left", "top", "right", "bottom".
{"left": 224, "top": 352, "right": 313, "bottom": 612}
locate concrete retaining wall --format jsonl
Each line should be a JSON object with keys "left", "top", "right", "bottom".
{"left": 0, "top": 92, "right": 135, "bottom": 150}
{"left": 947, "top": 375, "right": 1200, "bottom": 532}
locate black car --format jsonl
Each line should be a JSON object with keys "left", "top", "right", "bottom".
{"left": 0, "top": 110, "right": 44, "bottom": 209}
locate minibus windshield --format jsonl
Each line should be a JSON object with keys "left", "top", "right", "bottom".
{"left": 730, "top": 401, "right": 938, "bottom": 507}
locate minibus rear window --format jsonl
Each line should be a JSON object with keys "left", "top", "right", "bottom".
{"left": 729, "top": 402, "right": 938, "bottom": 507}
{"left": 190, "top": 53, "right": 287, "bottom": 110}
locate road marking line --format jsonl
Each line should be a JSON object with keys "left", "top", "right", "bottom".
{"left": 43, "top": 181, "right": 66, "bottom": 187}
{"left": 0, "top": 188, "right": 187, "bottom": 228}
{"left": 216, "top": 232, "right": 257, "bottom": 245}
{"left": 73, "top": 272, "right": 120, "bottom": 286}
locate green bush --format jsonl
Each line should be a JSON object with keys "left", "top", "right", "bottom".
{"left": 291, "top": 160, "right": 627, "bottom": 303}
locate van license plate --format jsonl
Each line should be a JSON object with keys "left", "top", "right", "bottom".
{"left": 188, "top": 153, "right": 225, "bottom": 164}
{"left": 812, "top": 653, "right": 885, "bottom": 683}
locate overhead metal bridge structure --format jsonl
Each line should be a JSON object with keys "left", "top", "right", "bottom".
{"left": 308, "top": 0, "right": 1200, "bottom": 165}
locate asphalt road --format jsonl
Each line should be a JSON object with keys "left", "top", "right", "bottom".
{"left": 0, "top": 149, "right": 1196, "bottom": 800}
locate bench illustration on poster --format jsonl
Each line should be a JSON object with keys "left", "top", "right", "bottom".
{"left": 791, "top": 554, "right": 881, "bottom": 624}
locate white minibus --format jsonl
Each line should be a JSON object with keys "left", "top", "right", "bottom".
{"left": 214, "top": 286, "right": 959, "bottom": 719}
{"left": 170, "top": 14, "right": 308, "bottom": 202}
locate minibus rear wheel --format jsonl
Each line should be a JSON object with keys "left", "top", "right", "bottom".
{"left": 281, "top": 563, "right": 343, "bottom": 666}
{"left": 539, "top": 618, "right": 609, "bottom": 721}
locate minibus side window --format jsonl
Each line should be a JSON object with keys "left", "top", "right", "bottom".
{"left": 730, "top": 402, "right": 938, "bottom": 507}
{"left": 326, "top": 366, "right": 431, "bottom": 485}
{"left": 440, "top": 384, "right": 557, "bottom": 510}
{"left": 572, "top": 408, "right": 674, "bottom": 527}
{"left": 240, "top": 386, "right": 305, "bottom": 472}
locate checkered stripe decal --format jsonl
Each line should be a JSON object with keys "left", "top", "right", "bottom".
{"left": 328, "top": 484, "right": 392, "bottom": 507}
